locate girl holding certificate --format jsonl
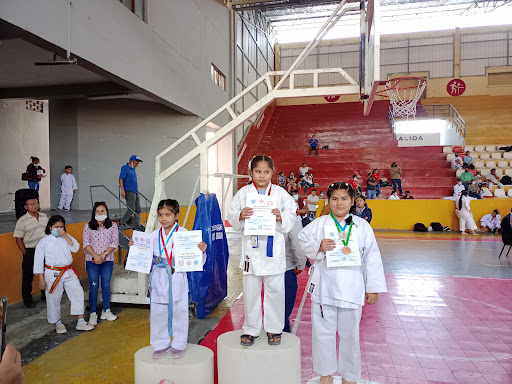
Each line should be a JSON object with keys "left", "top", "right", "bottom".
{"left": 129, "top": 199, "right": 207, "bottom": 360}
{"left": 298, "top": 182, "right": 387, "bottom": 384}
{"left": 228, "top": 155, "right": 296, "bottom": 347}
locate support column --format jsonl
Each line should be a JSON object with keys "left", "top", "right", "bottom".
{"left": 454, "top": 27, "right": 461, "bottom": 78}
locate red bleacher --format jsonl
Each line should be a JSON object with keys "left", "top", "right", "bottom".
{"left": 238, "top": 101, "right": 455, "bottom": 199}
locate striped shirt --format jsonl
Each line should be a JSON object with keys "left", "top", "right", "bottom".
{"left": 13, "top": 212, "right": 48, "bottom": 248}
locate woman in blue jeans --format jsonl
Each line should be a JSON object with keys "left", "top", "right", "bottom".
{"left": 83, "top": 202, "right": 119, "bottom": 325}
{"left": 390, "top": 162, "right": 403, "bottom": 195}
{"left": 26, "top": 156, "right": 46, "bottom": 190}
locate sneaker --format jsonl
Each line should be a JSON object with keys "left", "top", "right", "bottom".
{"left": 76, "top": 321, "right": 94, "bottom": 331}
{"left": 170, "top": 347, "right": 184, "bottom": 359}
{"left": 89, "top": 312, "right": 98, "bottom": 325}
{"left": 55, "top": 324, "right": 67, "bottom": 334}
{"left": 101, "top": 309, "right": 117, "bottom": 321}
{"left": 56, "top": 208, "right": 62, "bottom": 211}
{"left": 152, "top": 347, "right": 171, "bottom": 359}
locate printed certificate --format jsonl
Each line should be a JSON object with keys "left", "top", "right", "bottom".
{"left": 125, "top": 230, "right": 153, "bottom": 274}
{"left": 244, "top": 195, "right": 276, "bottom": 236}
{"left": 174, "top": 230, "right": 204, "bottom": 272}
{"left": 324, "top": 226, "right": 361, "bottom": 268}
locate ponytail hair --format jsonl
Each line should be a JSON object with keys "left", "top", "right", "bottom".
{"left": 458, "top": 190, "right": 468, "bottom": 210}
{"left": 30, "top": 156, "right": 39, "bottom": 163}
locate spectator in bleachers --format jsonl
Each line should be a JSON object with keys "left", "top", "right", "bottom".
{"left": 301, "top": 172, "right": 314, "bottom": 194}
{"left": 349, "top": 175, "right": 363, "bottom": 194}
{"left": 456, "top": 191, "right": 478, "bottom": 235}
{"left": 366, "top": 173, "right": 377, "bottom": 200}
{"left": 308, "top": 136, "right": 319, "bottom": 156}
{"left": 486, "top": 168, "right": 504, "bottom": 189}
{"left": 287, "top": 171, "right": 298, "bottom": 192}
{"left": 453, "top": 179, "right": 465, "bottom": 197}
{"left": 474, "top": 171, "right": 484, "bottom": 187}
{"left": 402, "top": 190, "right": 414, "bottom": 199}
{"left": 451, "top": 153, "right": 463, "bottom": 170}
{"left": 355, "top": 195, "right": 372, "bottom": 223}
{"left": 468, "top": 181, "right": 482, "bottom": 199}
{"left": 388, "top": 191, "right": 400, "bottom": 200}
{"left": 460, "top": 166, "right": 474, "bottom": 190}
{"left": 307, "top": 189, "right": 320, "bottom": 219}
{"left": 480, "top": 209, "right": 501, "bottom": 233}
{"left": 298, "top": 162, "right": 311, "bottom": 180}
{"left": 372, "top": 169, "right": 381, "bottom": 197}
{"left": 390, "top": 162, "right": 403, "bottom": 195}
{"left": 278, "top": 172, "right": 286, "bottom": 188}
{"left": 463, "top": 151, "right": 475, "bottom": 169}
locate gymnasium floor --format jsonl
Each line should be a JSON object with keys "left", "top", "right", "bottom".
{"left": 11, "top": 230, "right": 512, "bottom": 383}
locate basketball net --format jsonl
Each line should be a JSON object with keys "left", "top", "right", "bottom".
{"left": 385, "top": 77, "right": 427, "bottom": 118}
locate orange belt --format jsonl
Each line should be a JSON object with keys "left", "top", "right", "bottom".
{"left": 45, "top": 264, "right": 77, "bottom": 293}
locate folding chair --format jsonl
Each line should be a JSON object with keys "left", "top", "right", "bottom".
{"left": 499, "top": 244, "right": 511, "bottom": 259}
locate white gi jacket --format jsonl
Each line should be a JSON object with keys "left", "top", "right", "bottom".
{"left": 34, "top": 234, "right": 80, "bottom": 273}
{"left": 60, "top": 173, "right": 77, "bottom": 194}
{"left": 227, "top": 183, "right": 296, "bottom": 276}
{"left": 298, "top": 214, "right": 387, "bottom": 308}
{"left": 480, "top": 213, "right": 501, "bottom": 229}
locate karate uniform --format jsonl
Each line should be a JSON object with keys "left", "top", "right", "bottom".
{"left": 480, "top": 213, "right": 501, "bottom": 230}
{"left": 58, "top": 173, "right": 77, "bottom": 210}
{"left": 227, "top": 183, "right": 296, "bottom": 336}
{"left": 34, "top": 234, "right": 84, "bottom": 324}
{"left": 298, "top": 214, "right": 387, "bottom": 381}
{"left": 456, "top": 196, "right": 477, "bottom": 232}
{"left": 149, "top": 226, "right": 206, "bottom": 352}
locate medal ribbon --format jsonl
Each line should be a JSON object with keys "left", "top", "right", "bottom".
{"left": 330, "top": 212, "right": 353, "bottom": 246}
{"left": 159, "top": 224, "right": 178, "bottom": 266}
{"left": 253, "top": 182, "right": 274, "bottom": 257}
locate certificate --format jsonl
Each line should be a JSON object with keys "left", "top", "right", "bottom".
{"left": 173, "top": 230, "right": 204, "bottom": 272}
{"left": 324, "top": 226, "right": 361, "bottom": 268}
{"left": 244, "top": 195, "right": 276, "bottom": 236}
{"left": 125, "top": 230, "right": 154, "bottom": 274}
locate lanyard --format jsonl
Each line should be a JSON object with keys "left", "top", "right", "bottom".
{"left": 253, "top": 181, "right": 272, "bottom": 196}
{"left": 159, "top": 224, "right": 178, "bottom": 265}
{"left": 330, "top": 212, "right": 353, "bottom": 246}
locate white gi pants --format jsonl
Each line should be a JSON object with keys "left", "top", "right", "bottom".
{"left": 312, "top": 302, "right": 362, "bottom": 381}
{"left": 457, "top": 210, "right": 477, "bottom": 231}
{"left": 242, "top": 273, "right": 285, "bottom": 336}
{"left": 150, "top": 269, "right": 189, "bottom": 351}
{"left": 58, "top": 193, "right": 73, "bottom": 210}
{"left": 44, "top": 269, "right": 85, "bottom": 324}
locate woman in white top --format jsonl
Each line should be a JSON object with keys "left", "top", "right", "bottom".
{"left": 456, "top": 191, "right": 478, "bottom": 235}
{"left": 298, "top": 182, "right": 386, "bottom": 384}
{"left": 388, "top": 191, "right": 400, "bottom": 200}
{"left": 34, "top": 215, "right": 94, "bottom": 334}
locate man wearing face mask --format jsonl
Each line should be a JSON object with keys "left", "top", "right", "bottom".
{"left": 13, "top": 197, "right": 48, "bottom": 307}
{"left": 453, "top": 179, "right": 465, "bottom": 198}
{"left": 119, "top": 155, "right": 143, "bottom": 230}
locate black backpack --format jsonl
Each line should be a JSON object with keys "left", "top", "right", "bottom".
{"left": 431, "top": 222, "right": 443, "bottom": 232}
{"left": 414, "top": 223, "right": 427, "bottom": 232}
{"left": 500, "top": 175, "right": 512, "bottom": 185}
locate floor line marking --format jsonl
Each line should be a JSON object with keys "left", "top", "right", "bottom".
{"left": 410, "top": 352, "right": 512, "bottom": 362}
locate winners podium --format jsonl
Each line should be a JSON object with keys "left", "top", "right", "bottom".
{"left": 134, "top": 344, "right": 214, "bottom": 384}
{"left": 217, "top": 330, "right": 301, "bottom": 384}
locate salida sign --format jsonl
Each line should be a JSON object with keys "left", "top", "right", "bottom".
{"left": 396, "top": 132, "right": 440, "bottom": 147}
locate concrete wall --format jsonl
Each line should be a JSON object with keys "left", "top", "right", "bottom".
{"left": 0, "top": 100, "right": 50, "bottom": 210}
{"left": 0, "top": 0, "right": 231, "bottom": 118}
{"left": 48, "top": 99, "right": 211, "bottom": 211}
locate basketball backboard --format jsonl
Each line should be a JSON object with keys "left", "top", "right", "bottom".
{"left": 361, "top": 0, "right": 382, "bottom": 116}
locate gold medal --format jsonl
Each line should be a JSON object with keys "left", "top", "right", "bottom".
{"left": 342, "top": 246, "right": 351, "bottom": 255}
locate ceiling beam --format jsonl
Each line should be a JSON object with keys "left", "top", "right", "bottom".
{"left": 0, "top": 82, "right": 132, "bottom": 99}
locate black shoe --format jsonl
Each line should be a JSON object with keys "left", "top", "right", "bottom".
{"left": 24, "top": 302, "right": 35, "bottom": 308}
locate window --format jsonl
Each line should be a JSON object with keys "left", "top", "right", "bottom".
{"left": 211, "top": 64, "right": 226, "bottom": 91}
{"left": 120, "top": 0, "right": 145, "bottom": 21}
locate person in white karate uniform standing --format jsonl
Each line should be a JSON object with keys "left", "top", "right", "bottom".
{"left": 57, "top": 165, "right": 77, "bottom": 211}
{"left": 456, "top": 190, "right": 478, "bottom": 235}
{"left": 129, "top": 199, "right": 207, "bottom": 360}
{"left": 298, "top": 182, "right": 387, "bottom": 384}
{"left": 34, "top": 215, "right": 94, "bottom": 334}
{"left": 228, "top": 155, "right": 296, "bottom": 346}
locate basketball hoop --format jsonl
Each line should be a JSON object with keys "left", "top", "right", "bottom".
{"left": 384, "top": 77, "right": 427, "bottom": 118}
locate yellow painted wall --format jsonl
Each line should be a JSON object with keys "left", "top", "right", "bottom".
{"left": 0, "top": 207, "right": 197, "bottom": 304}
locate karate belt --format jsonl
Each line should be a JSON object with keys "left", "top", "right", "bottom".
{"left": 148, "top": 256, "right": 175, "bottom": 338}
{"left": 44, "top": 264, "right": 78, "bottom": 294}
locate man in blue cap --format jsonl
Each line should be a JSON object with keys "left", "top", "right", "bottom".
{"left": 119, "top": 155, "right": 142, "bottom": 229}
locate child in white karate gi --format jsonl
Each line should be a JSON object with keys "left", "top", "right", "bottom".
{"left": 480, "top": 209, "right": 501, "bottom": 233}
{"left": 57, "top": 165, "right": 77, "bottom": 211}
{"left": 298, "top": 182, "right": 387, "bottom": 384}
{"left": 227, "top": 155, "right": 296, "bottom": 346}
{"left": 456, "top": 190, "right": 478, "bottom": 235}
{"left": 129, "top": 199, "right": 207, "bottom": 359}
{"left": 34, "top": 215, "right": 94, "bottom": 334}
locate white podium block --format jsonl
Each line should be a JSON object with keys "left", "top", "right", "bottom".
{"left": 218, "top": 330, "right": 301, "bottom": 384}
{"left": 134, "top": 344, "right": 214, "bottom": 384}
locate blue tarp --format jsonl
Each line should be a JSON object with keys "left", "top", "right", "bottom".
{"left": 188, "top": 193, "right": 229, "bottom": 319}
